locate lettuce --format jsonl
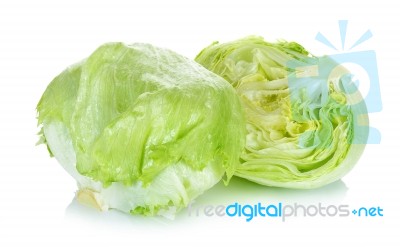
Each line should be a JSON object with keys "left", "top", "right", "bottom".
{"left": 37, "top": 43, "right": 245, "bottom": 216}
{"left": 195, "top": 36, "right": 368, "bottom": 189}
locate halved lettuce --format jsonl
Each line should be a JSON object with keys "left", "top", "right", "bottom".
{"left": 37, "top": 43, "right": 245, "bottom": 216}
{"left": 195, "top": 36, "right": 368, "bottom": 189}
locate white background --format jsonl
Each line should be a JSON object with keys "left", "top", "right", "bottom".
{"left": 0, "top": 0, "right": 399, "bottom": 246}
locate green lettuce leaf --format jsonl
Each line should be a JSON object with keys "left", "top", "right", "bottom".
{"left": 37, "top": 43, "right": 245, "bottom": 216}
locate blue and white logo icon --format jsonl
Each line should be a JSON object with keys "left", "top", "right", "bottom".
{"left": 288, "top": 20, "right": 382, "bottom": 144}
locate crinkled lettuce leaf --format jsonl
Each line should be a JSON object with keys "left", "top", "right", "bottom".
{"left": 37, "top": 43, "right": 245, "bottom": 216}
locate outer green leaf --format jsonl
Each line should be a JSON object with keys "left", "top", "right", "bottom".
{"left": 37, "top": 43, "right": 245, "bottom": 215}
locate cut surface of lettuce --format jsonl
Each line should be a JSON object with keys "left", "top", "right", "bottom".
{"left": 37, "top": 43, "right": 245, "bottom": 216}
{"left": 195, "top": 36, "right": 368, "bottom": 189}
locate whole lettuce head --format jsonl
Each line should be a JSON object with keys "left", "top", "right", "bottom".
{"left": 195, "top": 36, "right": 368, "bottom": 189}
{"left": 37, "top": 43, "right": 245, "bottom": 216}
